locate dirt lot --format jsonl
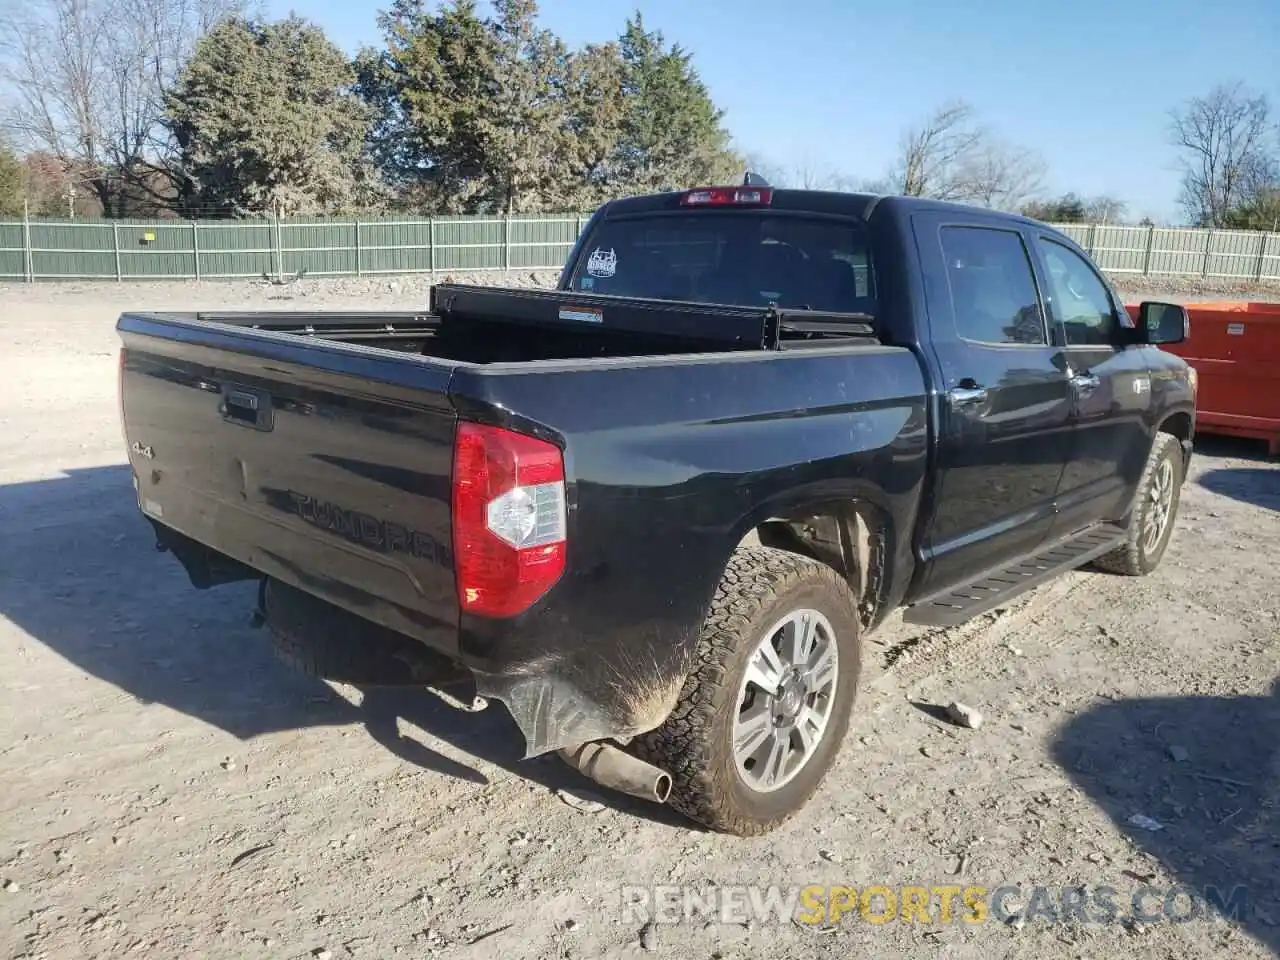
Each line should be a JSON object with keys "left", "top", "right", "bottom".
{"left": 2, "top": 276, "right": 1278, "bottom": 960}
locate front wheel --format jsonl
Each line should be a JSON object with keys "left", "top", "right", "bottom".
{"left": 1093, "top": 432, "right": 1186, "bottom": 576}
{"left": 633, "top": 546, "right": 862, "bottom": 836}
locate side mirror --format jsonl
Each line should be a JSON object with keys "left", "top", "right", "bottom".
{"left": 1138, "top": 301, "right": 1189, "bottom": 345}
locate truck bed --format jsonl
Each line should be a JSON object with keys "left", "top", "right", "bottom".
{"left": 169, "top": 283, "right": 881, "bottom": 365}
{"left": 117, "top": 286, "right": 927, "bottom": 754}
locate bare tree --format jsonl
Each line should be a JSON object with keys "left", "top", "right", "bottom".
{"left": 738, "top": 149, "right": 863, "bottom": 191}
{"left": 737, "top": 150, "right": 789, "bottom": 187}
{"left": 786, "top": 155, "right": 859, "bottom": 191}
{"left": 891, "top": 100, "right": 1046, "bottom": 210}
{"left": 1082, "top": 194, "right": 1127, "bottom": 224}
{"left": 954, "top": 139, "right": 1046, "bottom": 211}
{"left": 1170, "top": 82, "right": 1275, "bottom": 227}
{"left": 0, "top": 0, "right": 252, "bottom": 216}
{"left": 893, "top": 101, "right": 984, "bottom": 200}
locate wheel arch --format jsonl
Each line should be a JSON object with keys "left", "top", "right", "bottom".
{"left": 1157, "top": 408, "right": 1195, "bottom": 470}
{"left": 734, "top": 496, "right": 899, "bottom": 633}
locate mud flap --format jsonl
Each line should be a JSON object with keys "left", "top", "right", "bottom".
{"left": 470, "top": 648, "right": 693, "bottom": 758}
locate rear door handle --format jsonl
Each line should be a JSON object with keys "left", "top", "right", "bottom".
{"left": 1070, "top": 372, "right": 1101, "bottom": 394}
{"left": 948, "top": 383, "right": 989, "bottom": 407}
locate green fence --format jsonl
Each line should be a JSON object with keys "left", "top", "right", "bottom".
{"left": 1, "top": 213, "right": 1278, "bottom": 282}
{"left": 0, "top": 213, "right": 591, "bottom": 282}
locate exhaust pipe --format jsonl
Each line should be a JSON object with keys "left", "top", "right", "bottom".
{"left": 558, "top": 742, "right": 672, "bottom": 804}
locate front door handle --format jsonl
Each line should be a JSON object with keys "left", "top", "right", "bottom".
{"left": 948, "top": 383, "right": 989, "bottom": 407}
{"left": 1070, "top": 372, "right": 1101, "bottom": 394}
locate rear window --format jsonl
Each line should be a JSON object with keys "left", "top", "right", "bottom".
{"left": 568, "top": 213, "right": 876, "bottom": 315}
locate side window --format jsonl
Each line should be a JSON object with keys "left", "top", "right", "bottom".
{"left": 1036, "top": 238, "right": 1118, "bottom": 346}
{"left": 939, "top": 226, "right": 1046, "bottom": 345}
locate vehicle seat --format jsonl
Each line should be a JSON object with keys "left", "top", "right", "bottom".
{"left": 752, "top": 242, "right": 807, "bottom": 304}
{"left": 629, "top": 247, "right": 689, "bottom": 300}
{"left": 811, "top": 258, "right": 867, "bottom": 313}
{"left": 949, "top": 265, "right": 1010, "bottom": 339}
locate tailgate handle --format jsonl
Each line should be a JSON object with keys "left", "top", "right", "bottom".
{"left": 219, "top": 386, "right": 274, "bottom": 431}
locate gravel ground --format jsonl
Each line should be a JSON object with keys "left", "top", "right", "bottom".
{"left": 1109, "top": 275, "right": 1280, "bottom": 303}
{"left": 1, "top": 276, "right": 1278, "bottom": 960}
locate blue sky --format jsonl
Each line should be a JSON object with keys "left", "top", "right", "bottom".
{"left": 270, "top": 0, "right": 1279, "bottom": 223}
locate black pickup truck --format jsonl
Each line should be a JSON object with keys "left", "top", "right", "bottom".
{"left": 117, "top": 183, "right": 1197, "bottom": 835}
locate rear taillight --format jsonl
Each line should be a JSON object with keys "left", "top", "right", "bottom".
{"left": 451, "top": 421, "right": 567, "bottom": 618}
{"left": 680, "top": 186, "right": 773, "bottom": 207}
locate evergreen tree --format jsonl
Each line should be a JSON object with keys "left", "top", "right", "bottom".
{"left": 0, "top": 141, "right": 24, "bottom": 218}
{"left": 612, "top": 13, "right": 741, "bottom": 193}
{"left": 357, "top": 3, "right": 740, "bottom": 212}
{"left": 356, "top": 0, "right": 498, "bottom": 211}
{"left": 167, "top": 16, "right": 377, "bottom": 216}
{"left": 482, "top": 0, "right": 576, "bottom": 212}
{"left": 555, "top": 42, "right": 627, "bottom": 208}
{"left": 1222, "top": 187, "right": 1280, "bottom": 231}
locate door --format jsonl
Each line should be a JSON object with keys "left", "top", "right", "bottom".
{"left": 1029, "top": 234, "right": 1155, "bottom": 539}
{"left": 912, "top": 216, "right": 1075, "bottom": 597}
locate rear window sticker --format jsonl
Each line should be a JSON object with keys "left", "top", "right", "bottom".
{"left": 586, "top": 248, "right": 618, "bottom": 278}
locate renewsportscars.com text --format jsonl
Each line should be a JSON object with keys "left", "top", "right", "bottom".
{"left": 618, "top": 883, "right": 1249, "bottom": 927}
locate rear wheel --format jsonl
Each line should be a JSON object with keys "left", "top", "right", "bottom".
{"left": 1093, "top": 432, "right": 1185, "bottom": 576}
{"left": 633, "top": 546, "right": 861, "bottom": 836}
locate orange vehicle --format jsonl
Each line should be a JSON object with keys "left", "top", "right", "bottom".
{"left": 1127, "top": 300, "right": 1280, "bottom": 455}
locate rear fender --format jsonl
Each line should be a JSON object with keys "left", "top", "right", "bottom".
{"left": 737, "top": 485, "right": 902, "bottom": 632}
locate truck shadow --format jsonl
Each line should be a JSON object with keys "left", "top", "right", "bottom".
{"left": 1196, "top": 468, "right": 1280, "bottom": 512}
{"left": 1190, "top": 435, "right": 1279, "bottom": 512}
{"left": 1191, "top": 434, "right": 1277, "bottom": 464}
{"left": 1050, "top": 681, "right": 1279, "bottom": 953}
{"left": 0, "top": 464, "right": 685, "bottom": 827}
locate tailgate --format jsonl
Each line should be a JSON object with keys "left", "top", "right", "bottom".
{"left": 118, "top": 313, "right": 461, "bottom": 652}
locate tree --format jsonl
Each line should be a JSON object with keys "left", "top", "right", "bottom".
{"left": 1023, "top": 193, "right": 1087, "bottom": 223}
{"left": 0, "top": 0, "right": 250, "bottom": 216}
{"left": 738, "top": 151, "right": 863, "bottom": 191}
{"left": 554, "top": 41, "right": 626, "bottom": 208}
{"left": 893, "top": 101, "right": 983, "bottom": 200}
{"left": 1022, "top": 192, "right": 1128, "bottom": 224}
{"left": 482, "top": 0, "right": 578, "bottom": 212}
{"left": 16, "top": 150, "right": 102, "bottom": 216}
{"left": 358, "top": 0, "right": 576, "bottom": 213}
{"left": 358, "top": 3, "right": 738, "bottom": 213}
{"left": 1170, "top": 82, "right": 1276, "bottom": 227}
{"left": 357, "top": 0, "right": 502, "bottom": 212}
{"left": 0, "top": 140, "right": 24, "bottom": 216}
{"left": 611, "top": 13, "right": 740, "bottom": 194}
{"left": 1222, "top": 186, "right": 1280, "bottom": 231}
{"left": 955, "top": 139, "right": 1046, "bottom": 211}
{"left": 890, "top": 100, "right": 1045, "bottom": 210}
{"left": 166, "top": 15, "right": 376, "bottom": 215}
{"left": 1083, "top": 195, "right": 1127, "bottom": 224}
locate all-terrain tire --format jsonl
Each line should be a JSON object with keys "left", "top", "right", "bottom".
{"left": 1092, "top": 432, "right": 1186, "bottom": 576}
{"left": 632, "top": 546, "right": 862, "bottom": 836}
{"left": 263, "top": 578, "right": 456, "bottom": 686}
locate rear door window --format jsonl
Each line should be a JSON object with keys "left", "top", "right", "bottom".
{"left": 939, "top": 226, "right": 1048, "bottom": 345}
{"left": 569, "top": 213, "right": 876, "bottom": 315}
